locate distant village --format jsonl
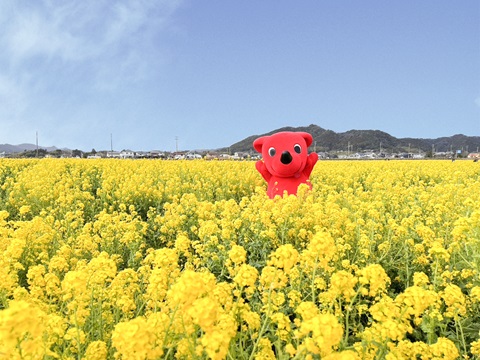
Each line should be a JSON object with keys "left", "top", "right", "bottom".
{"left": 88, "top": 150, "right": 254, "bottom": 160}
{"left": 0, "top": 148, "right": 256, "bottom": 160}
{"left": 1, "top": 147, "right": 479, "bottom": 161}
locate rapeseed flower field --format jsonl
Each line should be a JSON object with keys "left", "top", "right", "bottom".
{"left": 0, "top": 158, "right": 479, "bottom": 359}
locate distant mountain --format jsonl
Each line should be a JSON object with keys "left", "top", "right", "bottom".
{"left": 228, "top": 124, "right": 480, "bottom": 154}
{"left": 3, "top": 126, "right": 479, "bottom": 156}
{"left": 0, "top": 143, "right": 60, "bottom": 154}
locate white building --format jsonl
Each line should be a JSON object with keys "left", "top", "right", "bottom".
{"left": 120, "top": 150, "right": 135, "bottom": 159}
{"left": 107, "top": 151, "right": 121, "bottom": 158}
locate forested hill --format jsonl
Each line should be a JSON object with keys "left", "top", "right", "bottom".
{"left": 228, "top": 124, "right": 480, "bottom": 154}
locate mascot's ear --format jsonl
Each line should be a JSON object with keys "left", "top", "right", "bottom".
{"left": 299, "top": 132, "right": 313, "bottom": 147}
{"left": 253, "top": 136, "right": 266, "bottom": 153}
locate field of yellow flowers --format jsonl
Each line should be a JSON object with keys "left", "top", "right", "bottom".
{"left": 0, "top": 158, "right": 479, "bottom": 359}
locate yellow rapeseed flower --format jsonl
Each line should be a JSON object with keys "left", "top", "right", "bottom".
{"left": 0, "top": 300, "right": 47, "bottom": 359}
{"left": 228, "top": 244, "right": 247, "bottom": 265}
{"left": 254, "top": 338, "right": 276, "bottom": 360}
{"left": 442, "top": 284, "right": 467, "bottom": 319}
{"left": 84, "top": 340, "right": 108, "bottom": 360}
{"left": 357, "top": 264, "right": 390, "bottom": 297}
{"left": 413, "top": 272, "right": 430, "bottom": 287}
{"left": 295, "top": 312, "right": 343, "bottom": 357}
{"left": 267, "top": 244, "right": 299, "bottom": 275}
{"left": 429, "top": 337, "right": 459, "bottom": 360}
{"left": 396, "top": 286, "right": 440, "bottom": 325}
{"left": 470, "top": 339, "right": 480, "bottom": 357}
{"left": 327, "top": 270, "right": 358, "bottom": 302}
{"left": 112, "top": 316, "right": 165, "bottom": 360}
{"left": 234, "top": 263, "right": 259, "bottom": 290}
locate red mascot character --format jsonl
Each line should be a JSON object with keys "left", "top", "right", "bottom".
{"left": 253, "top": 131, "right": 318, "bottom": 198}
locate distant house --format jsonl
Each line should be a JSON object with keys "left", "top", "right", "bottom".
{"left": 468, "top": 153, "right": 480, "bottom": 159}
{"left": 185, "top": 152, "right": 202, "bottom": 160}
{"left": 120, "top": 150, "right": 135, "bottom": 159}
{"left": 412, "top": 154, "right": 425, "bottom": 159}
{"left": 148, "top": 151, "right": 165, "bottom": 158}
{"left": 205, "top": 153, "right": 219, "bottom": 160}
{"left": 218, "top": 154, "right": 232, "bottom": 160}
{"left": 362, "top": 152, "right": 377, "bottom": 159}
{"left": 232, "top": 152, "right": 249, "bottom": 160}
{"left": 433, "top": 152, "right": 451, "bottom": 159}
{"left": 0, "top": 151, "right": 5, "bottom": 158}
{"left": 107, "top": 151, "right": 121, "bottom": 158}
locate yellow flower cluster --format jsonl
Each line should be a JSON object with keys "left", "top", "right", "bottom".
{"left": 0, "top": 158, "right": 479, "bottom": 359}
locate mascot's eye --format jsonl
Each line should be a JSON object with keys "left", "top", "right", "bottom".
{"left": 294, "top": 144, "right": 302, "bottom": 154}
{"left": 268, "top": 147, "right": 276, "bottom": 157}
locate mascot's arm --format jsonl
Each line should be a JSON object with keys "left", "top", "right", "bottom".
{"left": 255, "top": 161, "right": 272, "bottom": 182}
{"left": 303, "top": 153, "right": 319, "bottom": 177}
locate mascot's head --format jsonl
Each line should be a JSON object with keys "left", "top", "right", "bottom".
{"left": 253, "top": 131, "right": 313, "bottom": 177}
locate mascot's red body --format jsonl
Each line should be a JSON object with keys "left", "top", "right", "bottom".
{"left": 253, "top": 131, "right": 318, "bottom": 198}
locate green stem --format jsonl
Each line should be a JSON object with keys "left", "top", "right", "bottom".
{"left": 311, "top": 260, "right": 318, "bottom": 302}
{"left": 73, "top": 308, "right": 82, "bottom": 360}
{"left": 405, "top": 242, "right": 410, "bottom": 287}
{"left": 343, "top": 289, "right": 361, "bottom": 347}
{"left": 248, "top": 287, "right": 273, "bottom": 360}
{"left": 455, "top": 317, "right": 467, "bottom": 355}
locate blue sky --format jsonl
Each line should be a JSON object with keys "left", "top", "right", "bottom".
{"left": 1, "top": 1, "right": 479, "bottom": 152}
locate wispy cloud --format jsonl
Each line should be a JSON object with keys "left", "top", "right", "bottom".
{"left": 0, "top": 0, "right": 183, "bottom": 144}
{"left": 0, "top": 73, "right": 27, "bottom": 120}
{"left": 3, "top": 1, "right": 181, "bottom": 59}
{"left": 0, "top": 0, "right": 183, "bottom": 91}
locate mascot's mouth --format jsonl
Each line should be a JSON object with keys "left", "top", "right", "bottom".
{"left": 271, "top": 157, "right": 304, "bottom": 177}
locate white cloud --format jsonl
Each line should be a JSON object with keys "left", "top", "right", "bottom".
{"left": 475, "top": 96, "right": 480, "bottom": 108}
{"left": 0, "top": 73, "right": 33, "bottom": 144}
{"left": 0, "top": 0, "right": 184, "bottom": 86}
{"left": 0, "top": 0, "right": 184, "bottom": 145}
{"left": 2, "top": 3, "right": 80, "bottom": 62}
{"left": 0, "top": 73, "right": 27, "bottom": 121}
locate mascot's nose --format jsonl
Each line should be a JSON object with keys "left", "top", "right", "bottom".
{"left": 280, "top": 151, "right": 293, "bottom": 165}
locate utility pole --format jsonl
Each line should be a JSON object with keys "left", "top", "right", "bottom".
{"left": 175, "top": 136, "right": 179, "bottom": 152}
{"left": 36, "top": 131, "right": 39, "bottom": 158}
{"left": 110, "top": 133, "right": 113, "bottom": 151}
